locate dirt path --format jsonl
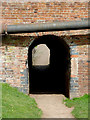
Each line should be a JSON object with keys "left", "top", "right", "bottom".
{"left": 30, "top": 94, "right": 75, "bottom": 118}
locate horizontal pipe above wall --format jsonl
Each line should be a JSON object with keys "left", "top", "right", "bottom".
{"left": 1, "top": 19, "right": 90, "bottom": 34}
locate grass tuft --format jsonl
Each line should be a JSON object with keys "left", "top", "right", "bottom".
{"left": 2, "top": 83, "right": 42, "bottom": 118}
{"left": 64, "top": 94, "right": 89, "bottom": 118}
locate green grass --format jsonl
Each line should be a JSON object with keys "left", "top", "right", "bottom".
{"left": 64, "top": 94, "right": 89, "bottom": 119}
{"left": 2, "top": 83, "right": 42, "bottom": 118}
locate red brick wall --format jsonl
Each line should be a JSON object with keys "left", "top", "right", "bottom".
{"left": 1, "top": 0, "right": 89, "bottom": 98}
{"left": 1, "top": 34, "right": 89, "bottom": 98}
{"left": 1, "top": 1, "right": 88, "bottom": 25}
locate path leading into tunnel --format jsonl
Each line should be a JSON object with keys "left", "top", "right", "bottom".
{"left": 30, "top": 94, "right": 75, "bottom": 118}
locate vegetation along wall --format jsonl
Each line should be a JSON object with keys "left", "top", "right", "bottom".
{"left": 1, "top": 0, "right": 89, "bottom": 98}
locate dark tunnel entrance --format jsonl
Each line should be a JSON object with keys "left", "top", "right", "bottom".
{"left": 28, "top": 35, "right": 70, "bottom": 98}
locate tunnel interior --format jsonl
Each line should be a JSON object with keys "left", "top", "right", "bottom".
{"left": 28, "top": 35, "right": 70, "bottom": 98}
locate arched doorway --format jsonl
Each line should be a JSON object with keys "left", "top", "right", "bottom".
{"left": 32, "top": 44, "right": 50, "bottom": 66}
{"left": 28, "top": 35, "right": 70, "bottom": 98}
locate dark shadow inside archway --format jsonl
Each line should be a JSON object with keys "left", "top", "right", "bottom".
{"left": 28, "top": 35, "right": 70, "bottom": 98}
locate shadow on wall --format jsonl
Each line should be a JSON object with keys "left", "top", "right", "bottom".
{"left": 28, "top": 35, "right": 70, "bottom": 98}
{"left": 2, "top": 34, "right": 89, "bottom": 47}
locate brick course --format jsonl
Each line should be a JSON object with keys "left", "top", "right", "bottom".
{"left": 1, "top": 1, "right": 89, "bottom": 25}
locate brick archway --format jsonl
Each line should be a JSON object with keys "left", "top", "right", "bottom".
{"left": 28, "top": 35, "right": 70, "bottom": 98}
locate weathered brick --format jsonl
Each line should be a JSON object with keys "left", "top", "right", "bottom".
{"left": 1, "top": 1, "right": 89, "bottom": 98}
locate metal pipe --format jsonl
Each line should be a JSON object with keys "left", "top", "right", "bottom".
{"left": 1, "top": 19, "right": 90, "bottom": 34}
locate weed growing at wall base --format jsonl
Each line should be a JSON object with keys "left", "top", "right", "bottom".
{"left": 2, "top": 83, "right": 42, "bottom": 118}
